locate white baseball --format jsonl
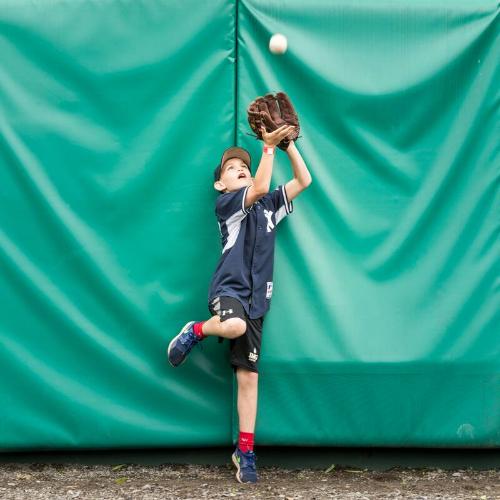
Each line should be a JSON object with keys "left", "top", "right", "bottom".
{"left": 269, "top": 33, "right": 288, "bottom": 55}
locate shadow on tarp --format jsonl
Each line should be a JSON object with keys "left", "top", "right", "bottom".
{"left": 0, "top": 447, "right": 498, "bottom": 471}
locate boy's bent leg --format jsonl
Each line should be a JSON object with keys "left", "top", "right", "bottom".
{"left": 168, "top": 297, "right": 246, "bottom": 368}
{"left": 204, "top": 296, "right": 247, "bottom": 340}
{"left": 202, "top": 315, "right": 246, "bottom": 340}
{"left": 167, "top": 321, "right": 201, "bottom": 367}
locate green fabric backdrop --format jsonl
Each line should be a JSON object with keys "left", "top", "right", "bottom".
{"left": 0, "top": 0, "right": 237, "bottom": 450}
{"left": 1, "top": 0, "right": 498, "bottom": 450}
{"left": 237, "top": 0, "right": 499, "bottom": 446}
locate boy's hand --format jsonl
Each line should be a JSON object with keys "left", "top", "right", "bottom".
{"left": 261, "top": 124, "right": 296, "bottom": 148}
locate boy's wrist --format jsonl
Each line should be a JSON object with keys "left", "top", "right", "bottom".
{"left": 263, "top": 145, "right": 275, "bottom": 155}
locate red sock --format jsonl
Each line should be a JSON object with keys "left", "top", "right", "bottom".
{"left": 238, "top": 432, "right": 254, "bottom": 453}
{"left": 193, "top": 321, "right": 206, "bottom": 339}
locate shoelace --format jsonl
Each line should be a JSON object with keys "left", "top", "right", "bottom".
{"left": 179, "top": 330, "right": 197, "bottom": 346}
{"left": 242, "top": 453, "right": 257, "bottom": 469}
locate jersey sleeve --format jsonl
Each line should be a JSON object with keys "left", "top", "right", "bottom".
{"left": 215, "top": 186, "right": 251, "bottom": 222}
{"left": 269, "top": 184, "right": 294, "bottom": 225}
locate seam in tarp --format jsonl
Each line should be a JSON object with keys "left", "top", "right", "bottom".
{"left": 234, "top": 0, "right": 239, "bottom": 147}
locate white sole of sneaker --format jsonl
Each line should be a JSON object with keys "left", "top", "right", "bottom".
{"left": 231, "top": 452, "right": 257, "bottom": 484}
{"left": 167, "top": 321, "right": 195, "bottom": 367}
{"left": 231, "top": 452, "right": 243, "bottom": 484}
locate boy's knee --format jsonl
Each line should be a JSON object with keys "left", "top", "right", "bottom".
{"left": 223, "top": 318, "right": 246, "bottom": 338}
{"left": 237, "top": 368, "right": 259, "bottom": 386}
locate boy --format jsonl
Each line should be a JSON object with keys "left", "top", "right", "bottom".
{"left": 168, "top": 123, "right": 312, "bottom": 483}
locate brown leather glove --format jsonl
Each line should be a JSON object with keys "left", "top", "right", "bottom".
{"left": 247, "top": 91, "right": 300, "bottom": 151}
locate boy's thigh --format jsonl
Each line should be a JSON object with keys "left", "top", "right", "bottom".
{"left": 208, "top": 296, "right": 245, "bottom": 322}
{"left": 208, "top": 296, "right": 264, "bottom": 373}
{"left": 208, "top": 296, "right": 246, "bottom": 344}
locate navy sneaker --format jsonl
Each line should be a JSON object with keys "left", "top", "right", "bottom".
{"left": 232, "top": 447, "right": 258, "bottom": 483}
{"left": 167, "top": 321, "right": 201, "bottom": 367}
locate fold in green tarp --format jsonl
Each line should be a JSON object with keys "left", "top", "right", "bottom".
{"left": 0, "top": 0, "right": 498, "bottom": 450}
{"left": 0, "top": 0, "right": 237, "bottom": 450}
{"left": 237, "top": 0, "right": 499, "bottom": 446}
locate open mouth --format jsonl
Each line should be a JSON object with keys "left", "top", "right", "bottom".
{"left": 238, "top": 174, "right": 247, "bottom": 179}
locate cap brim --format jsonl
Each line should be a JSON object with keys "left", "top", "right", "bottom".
{"left": 220, "top": 147, "right": 251, "bottom": 170}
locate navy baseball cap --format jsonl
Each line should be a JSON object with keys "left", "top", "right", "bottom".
{"left": 214, "top": 146, "right": 252, "bottom": 182}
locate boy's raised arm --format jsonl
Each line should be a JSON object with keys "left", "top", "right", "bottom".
{"left": 245, "top": 124, "right": 296, "bottom": 209}
{"left": 284, "top": 142, "right": 312, "bottom": 202}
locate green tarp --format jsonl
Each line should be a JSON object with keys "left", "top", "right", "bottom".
{"left": 1, "top": 0, "right": 498, "bottom": 451}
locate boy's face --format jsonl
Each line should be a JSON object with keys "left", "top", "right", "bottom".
{"left": 214, "top": 157, "right": 252, "bottom": 193}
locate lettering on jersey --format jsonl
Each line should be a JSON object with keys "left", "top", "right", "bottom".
{"left": 263, "top": 209, "right": 275, "bottom": 232}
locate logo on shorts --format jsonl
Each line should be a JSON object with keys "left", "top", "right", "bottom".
{"left": 248, "top": 348, "right": 258, "bottom": 363}
{"left": 266, "top": 281, "right": 273, "bottom": 299}
{"left": 221, "top": 308, "right": 233, "bottom": 317}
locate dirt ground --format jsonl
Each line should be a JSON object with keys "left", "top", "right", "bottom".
{"left": 0, "top": 463, "right": 498, "bottom": 499}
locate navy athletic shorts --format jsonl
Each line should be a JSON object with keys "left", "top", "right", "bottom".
{"left": 208, "top": 296, "right": 264, "bottom": 373}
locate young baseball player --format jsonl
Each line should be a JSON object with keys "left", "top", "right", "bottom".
{"left": 167, "top": 122, "right": 311, "bottom": 483}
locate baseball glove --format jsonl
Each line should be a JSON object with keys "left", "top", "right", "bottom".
{"left": 247, "top": 92, "right": 300, "bottom": 151}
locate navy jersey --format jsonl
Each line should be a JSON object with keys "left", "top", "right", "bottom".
{"left": 208, "top": 185, "right": 293, "bottom": 319}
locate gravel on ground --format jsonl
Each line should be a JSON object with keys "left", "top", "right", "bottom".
{"left": 0, "top": 463, "right": 498, "bottom": 499}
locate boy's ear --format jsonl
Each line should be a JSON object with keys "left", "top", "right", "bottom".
{"left": 214, "top": 180, "right": 226, "bottom": 192}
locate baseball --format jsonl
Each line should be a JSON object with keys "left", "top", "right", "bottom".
{"left": 269, "top": 33, "right": 287, "bottom": 55}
